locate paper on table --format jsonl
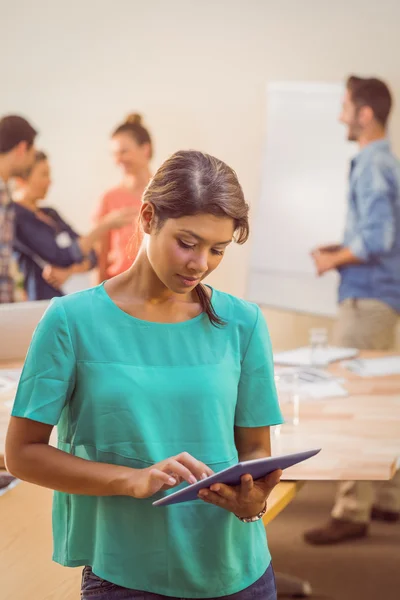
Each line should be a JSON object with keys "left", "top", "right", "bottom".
{"left": 299, "top": 380, "right": 348, "bottom": 399}
{"left": 275, "top": 369, "right": 348, "bottom": 400}
{"left": 274, "top": 346, "right": 358, "bottom": 366}
{"left": 275, "top": 366, "right": 337, "bottom": 382}
{"left": 0, "top": 368, "right": 22, "bottom": 385}
{"left": 0, "top": 369, "right": 20, "bottom": 408}
{"left": 343, "top": 356, "right": 400, "bottom": 377}
{"left": 0, "top": 378, "right": 14, "bottom": 393}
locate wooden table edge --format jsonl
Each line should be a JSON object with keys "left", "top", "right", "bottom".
{"left": 263, "top": 481, "right": 301, "bottom": 526}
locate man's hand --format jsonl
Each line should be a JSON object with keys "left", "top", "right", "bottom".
{"left": 313, "top": 244, "right": 341, "bottom": 254}
{"left": 197, "top": 469, "right": 282, "bottom": 518}
{"left": 101, "top": 207, "right": 138, "bottom": 230}
{"left": 42, "top": 265, "right": 72, "bottom": 289}
{"left": 311, "top": 250, "right": 337, "bottom": 276}
{"left": 311, "top": 245, "right": 362, "bottom": 275}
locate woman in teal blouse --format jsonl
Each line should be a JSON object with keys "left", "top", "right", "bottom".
{"left": 6, "top": 150, "right": 283, "bottom": 600}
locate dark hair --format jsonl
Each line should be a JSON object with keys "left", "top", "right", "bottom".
{"left": 347, "top": 76, "right": 392, "bottom": 127}
{"left": 20, "top": 150, "right": 48, "bottom": 180}
{"left": 142, "top": 150, "right": 249, "bottom": 326}
{"left": 0, "top": 115, "right": 37, "bottom": 154}
{"left": 112, "top": 113, "right": 153, "bottom": 159}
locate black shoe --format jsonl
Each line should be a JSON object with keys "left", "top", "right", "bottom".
{"left": 304, "top": 518, "right": 368, "bottom": 545}
{"left": 371, "top": 506, "right": 400, "bottom": 523}
{"left": 0, "top": 473, "right": 16, "bottom": 490}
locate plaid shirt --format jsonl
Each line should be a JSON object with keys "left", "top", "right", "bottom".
{"left": 0, "top": 177, "right": 14, "bottom": 302}
{"left": 0, "top": 178, "right": 25, "bottom": 303}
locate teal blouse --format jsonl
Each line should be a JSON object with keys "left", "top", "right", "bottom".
{"left": 12, "top": 283, "right": 283, "bottom": 598}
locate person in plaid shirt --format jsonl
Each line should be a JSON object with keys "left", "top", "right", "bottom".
{"left": 0, "top": 115, "right": 37, "bottom": 303}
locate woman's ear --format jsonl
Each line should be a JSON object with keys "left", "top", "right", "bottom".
{"left": 140, "top": 202, "right": 156, "bottom": 234}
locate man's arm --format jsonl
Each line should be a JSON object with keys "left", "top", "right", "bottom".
{"left": 314, "top": 244, "right": 342, "bottom": 253}
{"left": 312, "top": 246, "right": 361, "bottom": 275}
{"left": 313, "top": 162, "right": 395, "bottom": 276}
{"left": 42, "top": 257, "right": 95, "bottom": 289}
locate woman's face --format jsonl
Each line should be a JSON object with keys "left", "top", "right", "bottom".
{"left": 111, "top": 133, "right": 150, "bottom": 175}
{"left": 142, "top": 209, "right": 235, "bottom": 294}
{"left": 26, "top": 159, "right": 52, "bottom": 200}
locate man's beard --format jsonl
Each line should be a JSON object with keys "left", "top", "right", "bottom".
{"left": 347, "top": 123, "right": 361, "bottom": 142}
{"left": 347, "top": 117, "right": 362, "bottom": 142}
{"left": 347, "top": 129, "right": 358, "bottom": 142}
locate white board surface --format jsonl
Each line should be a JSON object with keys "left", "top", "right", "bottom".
{"left": 248, "top": 82, "right": 356, "bottom": 316}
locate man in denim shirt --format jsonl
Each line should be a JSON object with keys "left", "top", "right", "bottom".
{"left": 306, "top": 76, "right": 400, "bottom": 545}
{"left": 0, "top": 115, "right": 37, "bottom": 303}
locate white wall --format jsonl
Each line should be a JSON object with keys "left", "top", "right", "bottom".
{"left": 2, "top": 0, "right": 400, "bottom": 299}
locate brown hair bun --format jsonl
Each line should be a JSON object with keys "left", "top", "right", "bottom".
{"left": 125, "top": 113, "right": 142, "bottom": 126}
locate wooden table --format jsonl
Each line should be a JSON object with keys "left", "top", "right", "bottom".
{"left": 1, "top": 352, "right": 399, "bottom": 600}
{"left": 0, "top": 358, "right": 301, "bottom": 600}
{"left": 2, "top": 352, "right": 399, "bottom": 479}
{"left": 272, "top": 351, "right": 400, "bottom": 597}
{"left": 2, "top": 352, "right": 400, "bottom": 484}
{"left": 274, "top": 351, "right": 400, "bottom": 482}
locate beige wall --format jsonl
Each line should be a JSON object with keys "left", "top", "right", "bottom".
{"left": 2, "top": 0, "right": 399, "bottom": 345}
{"left": 262, "top": 307, "right": 335, "bottom": 351}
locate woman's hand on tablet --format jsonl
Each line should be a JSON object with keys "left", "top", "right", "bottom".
{"left": 197, "top": 469, "right": 282, "bottom": 518}
{"left": 132, "top": 452, "right": 214, "bottom": 499}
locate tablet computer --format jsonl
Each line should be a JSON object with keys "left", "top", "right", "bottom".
{"left": 153, "top": 448, "right": 321, "bottom": 507}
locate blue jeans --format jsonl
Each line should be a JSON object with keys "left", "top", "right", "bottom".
{"left": 81, "top": 564, "right": 277, "bottom": 600}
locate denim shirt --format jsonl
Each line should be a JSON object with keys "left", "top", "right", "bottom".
{"left": 339, "top": 139, "right": 400, "bottom": 313}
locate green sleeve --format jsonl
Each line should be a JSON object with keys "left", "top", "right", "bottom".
{"left": 11, "top": 299, "right": 76, "bottom": 425}
{"left": 235, "top": 306, "right": 283, "bottom": 428}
